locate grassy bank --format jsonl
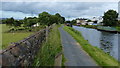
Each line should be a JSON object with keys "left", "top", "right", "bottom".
{"left": 116, "top": 26, "right": 120, "bottom": 32}
{"left": 80, "top": 25, "right": 98, "bottom": 29}
{"left": 1, "top": 24, "right": 33, "bottom": 49}
{"left": 63, "top": 26, "right": 118, "bottom": 67}
{"left": 80, "top": 25, "right": 120, "bottom": 32}
{"left": 33, "top": 25, "right": 62, "bottom": 66}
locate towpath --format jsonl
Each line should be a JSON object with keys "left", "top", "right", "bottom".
{"left": 59, "top": 26, "right": 97, "bottom": 66}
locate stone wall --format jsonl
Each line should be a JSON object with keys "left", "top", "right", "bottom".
{"left": 0, "top": 26, "right": 52, "bottom": 67}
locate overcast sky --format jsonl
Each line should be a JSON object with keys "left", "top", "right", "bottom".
{"left": 0, "top": 2, "right": 118, "bottom": 20}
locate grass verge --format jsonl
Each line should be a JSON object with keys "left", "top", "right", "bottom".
{"left": 62, "top": 54, "right": 66, "bottom": 66}
{"left": 63, "top": 26, "right": 118, "bottom": 67}
{"left": 116, "top": 26, "right": 120, "bottom": 32}
{"left": 33, "top": 25, "right": 62, "bottom": 66}
{"left": 0, "top": 24, "right": 2, "bottom": 49}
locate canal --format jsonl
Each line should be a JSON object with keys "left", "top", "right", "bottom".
{"left": 73, "top": 26, "right": 120, "bottom": 61}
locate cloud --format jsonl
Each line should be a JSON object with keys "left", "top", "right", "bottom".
{"left": 1, "top": 0, "right": 119, "bottom": 2}
{"left": 0, "top": 10, "right": 37, "bottom": 19}
{"left": 1, "top": 2, "right": 118, "bottom": 19}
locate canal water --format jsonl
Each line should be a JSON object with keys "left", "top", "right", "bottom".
{"left": 73, "top": 26, "right": 120, "bottom": 61}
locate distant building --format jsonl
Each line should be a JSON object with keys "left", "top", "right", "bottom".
{"left": 76, "top": 18, "right": 87, "bottom": 25}
{"left": 118, "top": 1, "right": 120, "bottom": 20}
{"left": 76, "top": 17, "right": 103, "bottom": 25}
{"left": 87, "top": 22, "right": 94, "bottom": 25}
{"left": 91, "top": 16, "right": 103, "bottom": 25}
{"left": 33, "top": 23, "right": 39, "bottom": 27}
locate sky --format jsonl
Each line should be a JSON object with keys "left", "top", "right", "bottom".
{"left": 0, "top": 2, "right": 118, "bottom": 20}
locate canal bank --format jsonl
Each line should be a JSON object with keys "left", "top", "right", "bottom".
{"left": 64, "top": 26, "right": 118, "bottom": 66}
{"left": 73, "top": 26, "right": 119, "bottom": 61}
{"left": 97, "top": 26, "right": 120, "bottom": 33}
{"left": 79, "top": 25, "right": 120, "bottom": 33}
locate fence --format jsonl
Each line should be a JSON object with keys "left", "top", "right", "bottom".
{"left": 0, "top": 26, "right": 53, "bottom": 67}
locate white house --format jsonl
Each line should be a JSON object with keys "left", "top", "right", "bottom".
{"left": 87, "top": 22, "right": 94, "bottom": 25}
{"left": 33, "top": 23, "right": 39, "bottom": 27}
{"left": 76, "top": 19, "right": 81, "bottom": 24}
{"left": 97, "top": 16, "right": 103, "bottom": 25}
{"left": 76, "top": 18, "right": 87, "bottom": 25}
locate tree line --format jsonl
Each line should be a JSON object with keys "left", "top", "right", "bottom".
{"left": 67, "top": 10, "right": 120, "bottom": 27}
{"left": 2, "top": 10, "right": 120, "bottom": 27}
{"left": 102, "top": 10, "right": 119, "bottom": 26}
{"left": 2, "top": 12, "right": 65, "bottom": 28}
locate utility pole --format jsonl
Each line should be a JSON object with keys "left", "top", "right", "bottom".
{"left": 31, "top": 11, "right": 34, "bottom": 17}
{"left": 68, "top": 16, "right": 70, "bottom": 21}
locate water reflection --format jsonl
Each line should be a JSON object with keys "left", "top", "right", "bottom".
{"left": 100, "top": 32, "right": 114, "bottom": 54}
{"left": 118, "top": 34, "right": 120, "bottom": 61}
{"left": 73, "top": 26, "right": 119, "bottom": 61}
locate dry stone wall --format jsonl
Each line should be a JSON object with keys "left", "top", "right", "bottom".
{"left": 0, "top": 26, "right": 52, "bottom": 67}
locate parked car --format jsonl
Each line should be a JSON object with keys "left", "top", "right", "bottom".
{"left": 76, "top": 23, "right": 81, "bottom": 26}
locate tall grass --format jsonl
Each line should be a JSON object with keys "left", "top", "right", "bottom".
{"left": 64, "top": 26, "right": 118, "bottom": 67}
{"left": 33, "top": 25, "right": 62, "bottom": 66}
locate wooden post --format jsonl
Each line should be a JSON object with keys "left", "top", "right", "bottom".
{"left": 54, "top": 52, "right": 62, "bottom": 67}
{"left": 46, "top": 26, "right": 48, "bottom": 42}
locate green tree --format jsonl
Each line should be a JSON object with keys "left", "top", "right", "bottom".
{"left": 118, "top": 20, "right": 120, "bottom": 26}
{"left": 38, "top": 12, "right": 51, "bottom": 26}
{"left": 5, "top": 17, "right": 14, "bottom": 26}
{"left": 50, "top": 15, "right": 58, "bottom": 24}
{"left": 13, "top": 20, "right": 22, "bottom": 27}
{"left": 38, "top": 12, "right": 65, "bottom": 26}
{"left": 71, "top": 19, "right": 76, "bottom": 25}
{"left": 65, "top": 21, "right": 71, "bottom": 23}
{"left": 103, "top": 10, "right": 118, "bottom": 26}
{"left": 2, "top": 18, "right": 23, "bottom": 27}
{"left": 2, "top": 19, "right": 7, "bottom": 24}
{"left": 23, "top": 17, "right": 37, "bottom": 27}
{"left": 55, "top": 13, "right": 65, "bottom": 24}
{"left": 87, "top": 19, "right": 92, "bottom": 22}
{"left": 61, "top": 17, "right": 65, "bottom": 23}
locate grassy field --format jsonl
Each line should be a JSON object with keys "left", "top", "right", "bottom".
{"left": 1, "top": 24, "right": 33, "bottom": 49}
{"left": 2, "top": 24, "right": 9, "bottom": 33}
{"left": 33, "top": 25, "right": 62, "bottom": 66}
{"left": 64, "top": 26, "right": 118, "bottom": 67}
